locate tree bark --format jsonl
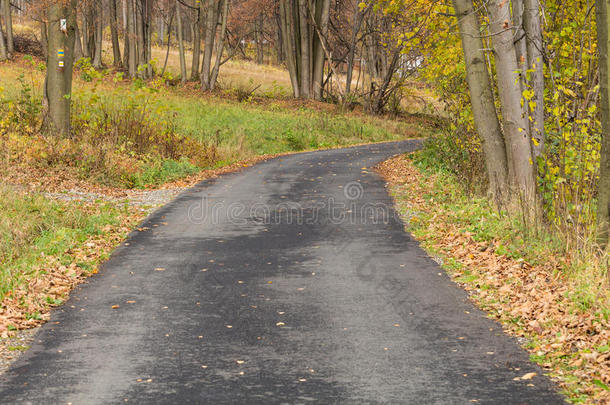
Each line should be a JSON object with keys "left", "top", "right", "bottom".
{"left": 487, "top": 0, "right": 537, "bottom": 203}
{"left": 297, "top": 0, "right": 310, "bottom": 98}
{"left": 345, "top": 5, "right": 366, "bottom": 95}
{"left": 74, "top": 21, "right": 83, "bottom": 60}
{"left": 45, "top": 0, "right": 77, "bottom": 137}
{"left": 279, "top": 0, "right": 300, "bottom": 97}
{"left": 596, "top": 0, "right": 610, "bottom": 247}
{"left": 512, "top": 0, "right": 527, "bottom": 86}
{"left": 523, "top": 0, "right": 545, "bottom": 158}
{"left": 201, "top": 0, "right": 216, "bottom": 90}
{"left": 0, "top": 10, "right": 7, "bottom": 62}
{"left": 453, "top": 0, "right": 509, "bottom": 200}
{"left": 191, "top": 0, "right": 202, "bottom": 81}
{"left": 127, "top": 0, "right": 137, "bottom": 77}
{"left": 312, "top": 0, "right": 330, "bottom": 100}
{"left": 176, "top": 0, "right": 187, "bottom": 82}
{"left": 209, "top": 0, "right": 229, "bottom": 89}
{"left": 40, "top": 21, "right": 48, "bottom": 59}
{"left": 136, "top": 0, "right": 146, "bottom": 76}
{"left": 110, "top": 0, "right": 123, "bottom": 67}
{"left": 93, "top": 1, "right": 103, "bottom": 68}
{"left": 2, "top": 0, "right": 13, "bottom": 56}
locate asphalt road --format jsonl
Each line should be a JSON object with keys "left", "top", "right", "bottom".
{"left": 0, "top": 141, "right": 565, "bottom": 404}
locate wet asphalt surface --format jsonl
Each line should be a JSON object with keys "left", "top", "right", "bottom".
{"left": 0, "top": 141, "right": 565, "bottom": 404}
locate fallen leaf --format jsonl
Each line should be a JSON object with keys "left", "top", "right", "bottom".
{"left": 521, "top": 372, "right": 537, "bottom": 380}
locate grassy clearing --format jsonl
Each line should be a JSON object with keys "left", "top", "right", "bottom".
{"left": 0, "top": 57, "right": 424, "bottom": 189}
{"left": 0, "top": 185, "right": 144, "bottom": 332}
{"left": 379, "top": 153, "right": 609, "bottom": 404}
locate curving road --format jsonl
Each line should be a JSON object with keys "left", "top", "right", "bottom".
{"left": 0, "top": 141, "right": 564, "bottom": 404}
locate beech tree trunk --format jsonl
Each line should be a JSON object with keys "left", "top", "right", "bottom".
{"left": 45, "top": 0, "right": 77, "bottom": 137}
{"left": 345, "top": 4, "right": 366, "bottom": 95}
{"left": 136, "top": 0, "right": 146, "bottom": 76}
{"left": 487, "top": 0, "right": 537, "bottom": 203}
{"left": 279, "top": 0, "right": 300, "bottom": 97}
{"left": 40, "top": 21, "right": 48, "bottom": 59}
{"left": 596, "top": 0, "right": 610, "bottom": 247}
{"left": 311, "top": 0, "right": 330, "bottom": 100}
{"left": 297, "top": 0, "right": 310, "bottom": 98}
{"left": 209, "top": 0, "right": 229, "bottom": 89}
{"left": 0, "top": 7, "right": 7, "bottom": 61}
{"left": 110, "top": 0, "right": 123, "bottom": 67}
{"left": 453, "top": 0, "right": 509, "bottom": 200}
{"left": 523, "top": 0, "right": 545, "bottom": 158}
{"left": 127, "top": 0, "right": 137, "bottom": 77}
{"left": 201, "top": 0, "right": 216, "bottom": 89}
{"left": 93, "top": 1, "right": 103, "bottom": 68}
{"left": 191, "top": 0, "right": 201, "bottom": 80}
{"left": 176, "top": 0, "right": 187, "bottom": 82}
{"left": 2, "top": 0, "right": 13, "bottom": 56}
{"left": 512, "top": 0, "right": 527, "bottom": 86}
{"left": 74, "top": 22, "right": 83, "bottom": 60}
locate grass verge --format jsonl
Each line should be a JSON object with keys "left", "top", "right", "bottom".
{"left": 0, "top": 186, "right": 146, "bottom": 335}
{"left": 377, "top": 153, "right": 609, "bottom": 404}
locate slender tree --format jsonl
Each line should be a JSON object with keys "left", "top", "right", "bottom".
{"left": 44, "top": 0, "right": 78, "bottom": 137}
{"left": 201, "top": 0, "right": 216, "bottom": 89}
{"left": 453, "top": 0, "right": 509, "bottom": 200}
{"left": 523, "top": 0, "right": 545, "bottom": 158}
{"left": 127, "top": 0, "right": 137, "bottom": 77}
{"left": 110, "top": 0, "right": 123, "bottom": 67}
{"left": 191, "top": 0, "right": 201, "bottom": 80}
{"left": 487, "top": 0, "right": 537, "bottom": 203}
{"left": 176, "top": 0, "right": 187, "bottom": 82}
{"left": 597, "top": 0, "right": 610, "bottom": 247}
{"left": 92, "top": 1, "right": 103, "bottom": 68}
{"left": 0, "top": 6, "right": 7, "bottom": 61}
{"left": 2, "top": 0, "right": 13, "bottom": 56}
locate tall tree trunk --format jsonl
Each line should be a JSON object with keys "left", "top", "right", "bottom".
{"left": 146, "top": 0, "right": 153, "bottom": 77}
{"left": 487, "top": 0, "right": 537, "bottom": 203}
{"left": 74, "top": 21, "right": 83, "bottom": 60}
{"left": 279, "top": 0, "right": 300, "bottom": 97}
{"left": 275, "top": 11, "right": 284, "bottom": 64}
{"left": 209, "top": 0, "right": 229, "bottom": 89}
{"left": 93, "top": 1, "right": 103, "bottom": 68}
{"left": 312, "top": 0, "right": 330, "bottom": 100}
{"left": 201, "top": 0, "right": 216, "bottom": 90}
{"left": 110, "top": 0, "right": 123, "bottom": 67}
{"left": 297, "top": 0, "right": 310, "bottom": 98}
{"left": 136, "top": 0, "right": 146, "bottom": 76}
{"left": 191, "top": 0, "right": 201, "bottom": 80}
{"left": 345, "top": 5, "right": 366, "bottom": 95}
{"left": 2, "top": 0, "right": 13, "bottom": 56}
{"left": 596, "top": 0, "right": 610, "bottom": 247}
{"left": 176, "top": 0, "right": 187, "bottom": 82}
{"left": 512, "top": 0, "right": 527, "bottom": 86}
{"left": 0, "top": 12, "right": 7, "bottom": 61}
{"left": 127, "top": 0, "right": 137, "bottom": 77}
{"left": 45, "top": 0, "right": 77, "bottom": 137}
{"left": 523, "top": 0, "right": 545, "bottom": 158}
{"left": 453, "top": 0, "right": 509, "bottom": 200}
{"left": 82, "top": 10, "right": 90, "bottom": 58}
{"left": 40, "top": 21, "right": 48, "bottom": 60}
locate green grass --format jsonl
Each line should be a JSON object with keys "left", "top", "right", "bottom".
{"left": 0, "top": 186, "right": 127, "bottom": 300}
{"left": 1, "top": 60, "right": 422, "bottom": 165}
{"left": 407, "top": 153, "right": 609, "bottom": 318}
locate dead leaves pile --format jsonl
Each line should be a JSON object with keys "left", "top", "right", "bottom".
{"left": 0, "top": 208, "right": 145, "bottom": 337}
{"left": 377, "top": 155, "right": 610, "bottom": 404}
